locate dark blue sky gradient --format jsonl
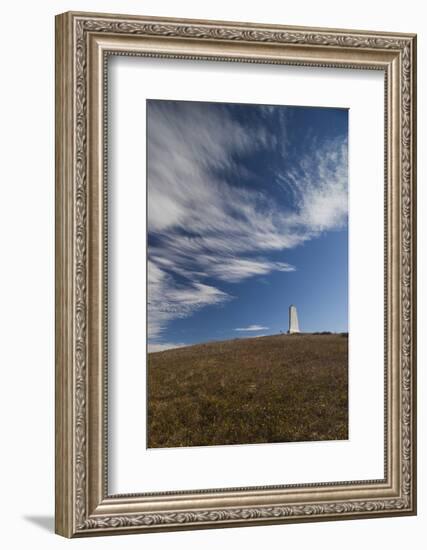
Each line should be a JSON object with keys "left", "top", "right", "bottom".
{"left": 147, "top": 100, "right": 348, "bottom": 348}
{"left": 161, "top": 229, "right": 348, "bottom": 344}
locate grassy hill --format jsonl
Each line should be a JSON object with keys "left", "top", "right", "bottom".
{"left": 147, "top": 333, "right": 348, "bottom": 448}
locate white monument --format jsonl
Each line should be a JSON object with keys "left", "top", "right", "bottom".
{"left": 288, "top": 304, "right": 300, "bottom": 334}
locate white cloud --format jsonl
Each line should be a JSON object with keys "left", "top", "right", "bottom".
{"left": 282, "top": 137, "right": 348, "bottom": 231}
{"left": 148, "top": 342, "right": 187, "bottom": 353}
{"left": 148, "top": 259, "right": 231, "bottom": 340}
{"left": 198, "top": 256, "right": 295, "bottom": 283}
{"left": 235, "top": 325, "right": 269, "bottom": 332}
{"left": 147, "top": 101, "right": 347, "bottom": 346}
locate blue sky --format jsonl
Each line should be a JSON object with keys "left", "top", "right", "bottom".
{"left": 147, "top": 100, "right": 348, "bottom": 352}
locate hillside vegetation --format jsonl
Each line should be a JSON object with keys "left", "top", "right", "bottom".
{"left": 147, "top": 333, "right": 348, "bottom": 448}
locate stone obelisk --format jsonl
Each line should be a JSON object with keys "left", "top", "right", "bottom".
{"left": 288, "top": 304, "right": 300, "bottom": 334}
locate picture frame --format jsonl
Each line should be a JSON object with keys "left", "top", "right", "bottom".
{"left": 55, "top": 11, "right": 417, "bottom": 537}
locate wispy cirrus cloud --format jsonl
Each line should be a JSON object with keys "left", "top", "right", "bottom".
{"left": 196, "top": 256, "right": 295, "bottom": 283}
{"left": 148, "top": 259, "right": 230, "bottom": 340}
{"left": 279, "top": 136, "right": 348, "bottom": 232}
{"left": 147, "top": 101, "right": 348, "bottom": 348}
{"left": 148, "top": 342, "right": 186, "bottom": 353}
{"left": 234, "top": 325, "right": 269, "bottom": 332}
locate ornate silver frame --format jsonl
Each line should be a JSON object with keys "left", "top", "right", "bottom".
{"left": 55, "top": 11, "right": 417, "bottom": 537}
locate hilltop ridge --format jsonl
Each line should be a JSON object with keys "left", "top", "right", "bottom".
{"left": 147, "top": 333, "right": 348, "bottom": 448}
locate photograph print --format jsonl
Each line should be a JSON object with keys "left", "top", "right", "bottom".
{"left": 147, "top": 99, "right": 348, "bottom": 449}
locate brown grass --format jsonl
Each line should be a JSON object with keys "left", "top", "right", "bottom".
{"left": 147, "top": 333, "right": 348, "bottom": 448}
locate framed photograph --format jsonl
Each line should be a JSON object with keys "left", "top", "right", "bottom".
{"left": 55, "top": 11, "right": 417, "bottom": 537}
